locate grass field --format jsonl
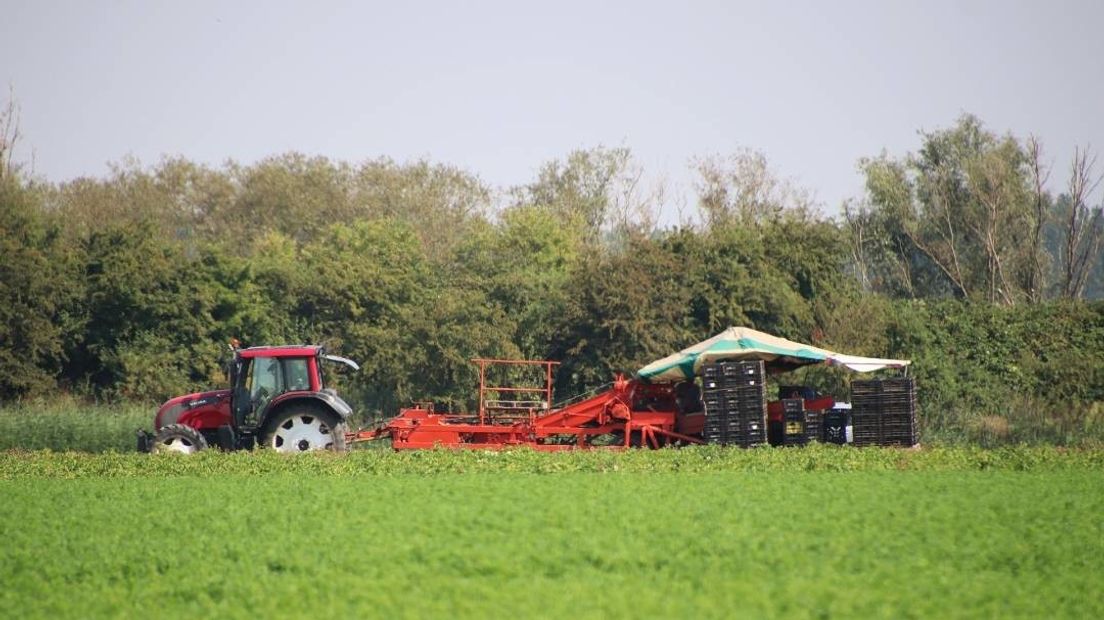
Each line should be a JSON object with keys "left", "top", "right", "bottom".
{"left": 0, "top": 401, "right": 151, "bottom": 452}
{"left": 1, "top": 448, "right": 1102, "bottom": 618}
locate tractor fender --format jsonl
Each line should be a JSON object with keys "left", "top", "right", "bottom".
{"left": 260, "top": 391, "right": 354, "bottom": 429}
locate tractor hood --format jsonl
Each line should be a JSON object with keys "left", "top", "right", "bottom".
{"left": 155, "top": 389, "right": 231, "bottom": 429}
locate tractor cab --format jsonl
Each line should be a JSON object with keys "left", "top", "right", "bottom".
{"left": 229, "top": 346, "right": 327, "bottom": 431}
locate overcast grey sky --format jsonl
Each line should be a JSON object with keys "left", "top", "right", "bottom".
{"left": 3, "top": 0, "right": 1102, "bottom": 219}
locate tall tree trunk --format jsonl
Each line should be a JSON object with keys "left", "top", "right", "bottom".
{"left": 1061, "top": 147, "right": 1104, "bottom": 299}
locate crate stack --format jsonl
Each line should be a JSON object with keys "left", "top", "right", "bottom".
{"left": 701, "top": 360, "right": 767, "bottom": 448}
{"left": 803, "top": 407, "right": 822, "bottom": 444}
{"left": 780, "top": 398, "right": 807, "bottom": 446}
{"left": 850, "top": 378, "right": 919, "bottom": 447}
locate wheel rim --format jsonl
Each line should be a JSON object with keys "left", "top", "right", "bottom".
{"left": 160, "top": 435, "right": 198, "bottom": 454}
{"left": 270, "top": 414, "right": 333, "bottom": 452}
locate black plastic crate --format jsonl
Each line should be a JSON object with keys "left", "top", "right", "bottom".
{"left": 879, "top": 379, "right": 916, "bottom": 391}
{"left": 804, "top": 411, "right": 822, "bottom": 443}
{"left": 719, "top": 360, "right": 763, "bottom": 375}
{"left": 729, "top": 422, "right": 765, "bottom": 434}
{"left": 724, "top": 386, "right": 765, "bottom": 399}
{"left": 852, "top": 378, "right": 916, "bottom": 394}
{"left": 701, "top": 361, "right": 766, "bottom": 387}
{"left": 728, "top": 403, "right": 758, "bottom": 414}
{"left": 704, "top": 414, "right": 728, "bottom": 427}
{"left": 703, "top": 394, "right": 728, "bottom": 412}
{"left": 851, "top": 421, "right": 919, "bottom": 447}
{"left": 823, "top": 414, "right": 848, "bottom": 444}
{"left": 731, "top": 400, "right": 767, "bottom": 413}
{"left": 703, "top": 428, "right": 766, "bottom": 448}
{"left": 781, "top": 398, "right": 805, "bottom": 416}
{"left": 725, "top": 422, "right": 764, "bottom": 436}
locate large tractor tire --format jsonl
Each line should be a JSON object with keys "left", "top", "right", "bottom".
{"left": 261, "top": 406, "right": 348, "bottom": 453}
{"left": 152, "top": 424, "right": 209, "bottom": 454}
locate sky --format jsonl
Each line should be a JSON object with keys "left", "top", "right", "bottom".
{"left": 3, "top": 0, "right": 1103, "bottom": 221}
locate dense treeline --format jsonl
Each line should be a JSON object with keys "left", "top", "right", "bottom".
{"left": 2, "top": 109, "right": 1103, "bottom": 443}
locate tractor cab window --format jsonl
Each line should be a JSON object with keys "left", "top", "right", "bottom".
{"left": 249, "top": 356, "right": 283, "bottom": 411}
{"left": 285, "top": 358, "right": 310, "bottom": 392}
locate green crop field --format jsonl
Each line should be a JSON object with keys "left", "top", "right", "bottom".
{"left": 1, "top": 448, "right": 1102, "bottom": 618}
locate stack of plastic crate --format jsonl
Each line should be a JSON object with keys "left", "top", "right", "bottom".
{"left": 803, "top": 407, "right": 822, "bottom": 444}
{"left": 701, "top": 360, "right": 767, "bottom": 447}
{"left": 780, "top": 398, "right": 806, "bottom": 446}
{"left": 701, "top": 362, "right": 726, "bottom": 444}
{"left": 850, "top": 377, "right": 919, "bottom": 447}
{"left": 726, "top": 361, "right": 767, "bottom": 448}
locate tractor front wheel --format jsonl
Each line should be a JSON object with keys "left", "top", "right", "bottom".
{"left": 152, "top": 424, "right": 208, "bottom": 454}
{"left": 261, "top": 406, "right": 348, "bottom": 453}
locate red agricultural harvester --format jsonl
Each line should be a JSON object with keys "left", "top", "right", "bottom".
{"left": 352, "top": 359, "right": 708, "bottom": 450}
{"left": 141, "top": 328, "right": 915, "bottom": 453}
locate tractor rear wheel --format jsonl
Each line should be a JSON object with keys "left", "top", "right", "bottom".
{"left": 261, "top": 406, "right": 348, "bottom": 453}
{"left": 152, "top": 424, "right": 208, "bottom": 454}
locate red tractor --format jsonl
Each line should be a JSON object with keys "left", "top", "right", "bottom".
{"left": 138, "top": 345, "right": 360, "bottom": 454}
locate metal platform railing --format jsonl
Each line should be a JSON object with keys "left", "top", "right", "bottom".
{"left": 473, "top": 358, "right": 560, "bottom": 424}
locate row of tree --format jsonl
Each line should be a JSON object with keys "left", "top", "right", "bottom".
{"left": 846, "top": 116, "right": 1103, "bottom": 303}
{"left": 2, "top": 101, "right": 1103, "bottom": 431}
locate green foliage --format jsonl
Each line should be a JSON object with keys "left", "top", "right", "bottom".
{"left": 0, "top": 176, "right": 80, "bottom": 399}
{"left": 870, "top": 300, "right": 1104, "bottom": 445}
{"left": 551, "top": 232, "right": 697, "bottom": 390}
{"left": 678, "top": 225, "right": 817, "bottom": 338}
{"left": 515, "top": 146, "right": 633, "bottom": 242}
{"left": 1, "top": 461, "right": 1102, "bottom": 618}
{"left": 1, "top": 114, "right": 1102, "bottom": 449}
{"left": 854, "top": 115, "right": 1052, "bottom": 304}
{"left": 66, "top": 222, "right": 265, "bottom": 400}
{"left": 694, "top": 149, "right": 817, "bottom": 227}
{"left": 454, "top": 205, "right": 583, "bottom": 359}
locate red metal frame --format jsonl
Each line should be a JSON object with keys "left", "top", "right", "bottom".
{"left": 473, "top": 358, "right": 559, "bottom": 424}
{"left": 352, "top": 359, "right": 707, "bottom": 450}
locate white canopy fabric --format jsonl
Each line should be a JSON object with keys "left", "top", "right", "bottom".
{"left": 824, "top": 353, "right": 912, "bottom": 373}
{"left": 636, "top": 326, "right": 910, "bottom": 383}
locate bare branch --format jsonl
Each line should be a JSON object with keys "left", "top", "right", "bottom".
{"left": 0, "top": 84, "right": 23, "bottom": 181}
{"left": 1061, "top": 146, "right": 1104, "bottom": 298}
{"left": 1026, "top": 136, "right": 1049, "bottom": 302}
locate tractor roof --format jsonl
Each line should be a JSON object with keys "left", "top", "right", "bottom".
{"left": 238, "top": 345, "right": 323, "bottom": 359}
